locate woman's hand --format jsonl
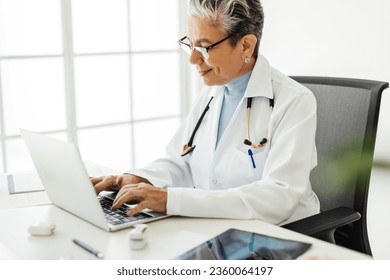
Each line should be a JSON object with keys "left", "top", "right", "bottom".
{"left": 111, "top": 183, "right": 167, "bottom": 215}
{"left": 91, "top": 174, "right": 150, "bottom": 195}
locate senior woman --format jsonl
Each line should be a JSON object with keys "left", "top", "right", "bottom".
{"left": 92, "top": 0, "right": 320, "bottom": 225}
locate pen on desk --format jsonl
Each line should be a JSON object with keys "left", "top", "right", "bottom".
{"left": 72, "top": 238, "right": 104, "bottom": 259}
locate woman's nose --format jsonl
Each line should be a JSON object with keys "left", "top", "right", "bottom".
{"left": 189, "top": 49, "right": 204, "bottom": 65}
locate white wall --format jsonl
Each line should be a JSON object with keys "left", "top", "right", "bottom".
{"left": 188, "top": 1, "right": 390, "bottom": 258}
{"left": 260, "top": 0, "right": 390, "bottom": 162}
{"left": 259, "top": 0, "right": 390, "bottom": 258}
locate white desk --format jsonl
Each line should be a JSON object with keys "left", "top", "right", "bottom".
{"left": 0, "top": 204, "right": 371, "bottom": 260}
{"left": 0, "top": 166, "right": 372, "bottom": 260}
{"left": 0, "top": 174, "right": 50, "bottom": 209}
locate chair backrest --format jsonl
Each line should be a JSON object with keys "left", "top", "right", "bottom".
{"left": 291, "top": 76, "right": 388, "bottom": 253}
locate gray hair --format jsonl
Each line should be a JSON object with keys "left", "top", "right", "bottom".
{"left": 188, "top": 0, "right": 264, "bottom": 58}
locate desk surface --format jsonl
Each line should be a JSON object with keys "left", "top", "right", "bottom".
{"left": 0, "top": 204, "right": 371, "bottom": 260}
{"left": 0, "top": 168, "right": 372, "bottom": 260}
{"left": 0, "top": 175, "right": 50, "bottom": 209}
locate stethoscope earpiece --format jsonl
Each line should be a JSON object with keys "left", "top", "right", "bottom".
{"left": 244, "top": 138, "right": 268, "bottom": 148}
{"left": 244, "top": 98, "right": 273, "bottom": 150}
{"left": 259, "top": 138, "right": 267, "bottom": 145}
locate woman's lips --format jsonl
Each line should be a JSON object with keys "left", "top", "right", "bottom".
{"left": 198, "top": 69, "right": 211, "bottom": 76}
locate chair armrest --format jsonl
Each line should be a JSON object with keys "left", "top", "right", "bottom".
{"left": 281, "top": 206, "right": 361, "bottom": 243}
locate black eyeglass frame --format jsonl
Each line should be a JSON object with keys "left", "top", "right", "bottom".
{"left": 177, "top": 35, "right": 232, "bottom": 59}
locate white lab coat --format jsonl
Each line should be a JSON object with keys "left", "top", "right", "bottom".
{"left": 130, "top": 55, "right": 320, "bottom": 225}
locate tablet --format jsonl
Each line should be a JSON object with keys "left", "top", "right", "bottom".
{"left": 177, "top": 228, "right": 312, "bottom": 260}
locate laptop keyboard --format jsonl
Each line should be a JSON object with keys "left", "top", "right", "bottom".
{"left": 98, "top": 196, "right": 152, "bottom": 225}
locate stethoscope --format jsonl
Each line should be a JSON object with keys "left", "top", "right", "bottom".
{"left": 181, "top": 96, "right": 274, "bottom": 168}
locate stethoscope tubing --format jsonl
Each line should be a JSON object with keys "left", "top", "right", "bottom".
{"left": 182, "top": 96, "right": 274, "bottom": 157}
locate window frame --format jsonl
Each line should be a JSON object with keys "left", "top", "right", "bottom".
{"left": 0, "top": 0, "right": 191, "bottom": 173}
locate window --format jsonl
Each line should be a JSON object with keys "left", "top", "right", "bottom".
{"left": 0, "top": 0, "right": 188, "bottom": 173}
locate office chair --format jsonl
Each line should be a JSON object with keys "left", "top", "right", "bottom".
{"left": 282, "top": 76, "right": 388, "bottom": 255}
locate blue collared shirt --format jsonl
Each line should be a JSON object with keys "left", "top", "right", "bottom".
{"left": 216, "top": 70, "right": 252, "bottom": 146}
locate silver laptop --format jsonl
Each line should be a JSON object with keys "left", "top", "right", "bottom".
{"left": 20, "top": 129, "right": 168, "bottom": 232}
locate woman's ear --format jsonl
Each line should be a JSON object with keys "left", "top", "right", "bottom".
{"left": 241, "top": 34, "right": 258, "bottom": 58}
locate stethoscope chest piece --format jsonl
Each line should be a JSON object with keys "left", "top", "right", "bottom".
{"left": 181, "top": 144, "right": 195, "bottom": 156}
{"left": 181, "top": 97, "right": 214, "bottom": 157}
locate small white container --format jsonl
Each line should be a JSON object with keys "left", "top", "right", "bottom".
{"left": 27, "top": 222, "right": 56, "bottom": 236}
{"left": 129, "top": 224, "right": 148, "bottom": 250}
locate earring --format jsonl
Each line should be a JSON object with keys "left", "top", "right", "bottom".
{"left": 245, "top": 57, "right": 251, "bottom": 64}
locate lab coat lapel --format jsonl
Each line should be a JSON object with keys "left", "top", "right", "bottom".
{"left": 244, "top": 55, "right": 273, "bottom": 100}
{"left": 209, "top": 55, "right": 274, "bottom": 171}
{"left": 205, "top": 86, "right": 224, "bottom": 157}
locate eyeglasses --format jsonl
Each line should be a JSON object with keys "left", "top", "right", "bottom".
{"left": 177, "top": 35, "right": 232, "bottom": 60}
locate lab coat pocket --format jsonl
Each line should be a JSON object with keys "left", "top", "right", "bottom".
{"left": 235, "top": 145, "right": 269, "bottom": 180}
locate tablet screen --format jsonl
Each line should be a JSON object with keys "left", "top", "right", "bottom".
{"left": 177, "top": 228, "right": 311, "bottom": 260}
